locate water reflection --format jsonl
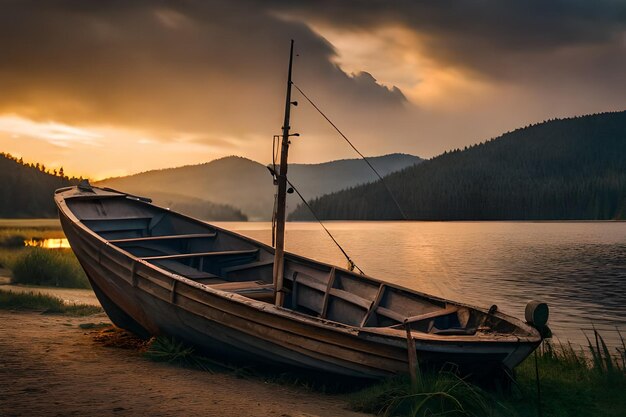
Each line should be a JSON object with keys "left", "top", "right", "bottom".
{"left": 24, "top": 238, "right": 70, "bottom": 249}
{"left": 216, "top": 221, "right": 626, "bottom": 351}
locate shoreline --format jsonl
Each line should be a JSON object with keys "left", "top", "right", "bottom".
{"left": 0, "top": 277, "right": 99, "bottom": 306}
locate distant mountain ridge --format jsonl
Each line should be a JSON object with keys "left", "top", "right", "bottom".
{"left": 96, "top": 153, "right": 422, "bottom": 220}
{"left": 0, "top": 152, "right": 247, "bottom": 221}
{"left": 290, "top": 111, "right": 626, "bottom": 220}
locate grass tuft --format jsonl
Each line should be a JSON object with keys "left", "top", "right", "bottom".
{"left": 349, "top": 334, "right": 626, "bottom": 417}
{"left": 10, "top": 247, "right": 89, "bottom": 288}
{"left": 510, "top": 335, "right": 626, "bottom": 417}
{"left": 144, "top": 336, "right": 230, "bottom": 372}
{"left": 0, "top": 233, "right": 27, "bottom": 248}
{"left": 0, "top": 289, "right": 102, "bottom": 316}
{"left": 350, "top": 369, "right": 495, "bottom": 417}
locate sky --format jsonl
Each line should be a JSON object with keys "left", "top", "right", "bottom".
{"left": 0, "top": 0, "right": 625, "bottom": 179}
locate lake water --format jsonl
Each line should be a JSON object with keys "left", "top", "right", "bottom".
{"left": 215, "top": 221, "right": 626, "bottom": 352}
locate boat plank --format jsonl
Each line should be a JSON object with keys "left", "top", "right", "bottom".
{"left": 329, "top": 287, "right": 371, "bottom": 310}
{"left": 172, "top": 280, "right": 407, "bottom": 360}
{"left": 171, "top": 290, "right": 408, "bottom": 373}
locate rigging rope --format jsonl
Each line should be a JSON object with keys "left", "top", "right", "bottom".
{"left": 284, "top": 175, "right": 365, "bottom": 275}
{"left": 267, "top": 163, "right": 364, "bottom": 274}
{"left": 292, "top": 82, "right": 408, "bottom": 220}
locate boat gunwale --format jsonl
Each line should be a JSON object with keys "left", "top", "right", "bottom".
{"left": 54, "top": 186, "right": 542, "bottom": 345}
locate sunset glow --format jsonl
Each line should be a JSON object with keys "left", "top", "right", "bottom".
{"left": 0, "top": 1, "right": 623, "bottom": 178}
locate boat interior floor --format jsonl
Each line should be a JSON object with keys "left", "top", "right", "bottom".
{"left": 108, "top": 232, "right": 275, "bottom": 302}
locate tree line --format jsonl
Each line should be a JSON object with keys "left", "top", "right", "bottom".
{"left": 0, "top": 153, "right": 81, "bottom": 218}
{"left": 289, "top": 111, "right": 626, "bottom": 221}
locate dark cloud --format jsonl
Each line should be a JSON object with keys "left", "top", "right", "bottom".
{"left": 274, "top": 0, "right": 626, "bottom": 155}
{"left": 0, "top": 0, "right": 624, "bottom": 162}
{"left": 272, "top": 1, "right": 626, "bottom": 53}
{"left": 273, "top": 0, "right": 626, "bottom": 82}
{"left": 0, "top": 0, "right": 406, "bottom": 141}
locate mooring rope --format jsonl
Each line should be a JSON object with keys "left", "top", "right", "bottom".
{"left": 292, "top": 82, "right": 408, "bottom": 220}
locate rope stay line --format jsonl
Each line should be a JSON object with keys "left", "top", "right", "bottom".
{"left": 292, "top": 82, "right": 408, "bottom": 220}
{"left": 267, "top": 164, "right": 364, "bottom": 274}
{"left": 288, "top": 174, "right": 365, "bottom": 275}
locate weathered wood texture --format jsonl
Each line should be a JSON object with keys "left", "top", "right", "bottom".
{"left": 55, "top": 186, "right": 542, "bottom": 378}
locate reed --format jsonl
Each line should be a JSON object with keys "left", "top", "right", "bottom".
{"left": 0, "top": 289, "right": 102, "bottom": 316}
{"left": 349, "top": 368, "right": 495, "bottom": 417}
{"left": 11, "top": 247, "right": 89, "bottom": 288}
{"left": 0, "top": 247, "right": 22, "bottom": 270}
{"left": 0, "top": 232, "right": 27, "bottom": 248}
{"left": 508, "top": 332, "right": 626, "bottom": 417}
{"left": 0, "top": 224, "right": 63, "bottom": 247}
{"left": 582, "top": 326, "right": 625, "bottom": 376}
{"left": 348, "top": 331, "right": 626, "bottom": 417}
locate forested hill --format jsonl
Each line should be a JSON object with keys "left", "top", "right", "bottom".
{"left": 0, "top": 153, "right": 248, "bottom": 221}
{"left": 0, "top": 153, "right": 79, "bottom": 218}
{"left": 97, "top": 153, "right": 421, "bottom": 221}
{"left": 290, "top": 111, "right": 626, "bottom": 221}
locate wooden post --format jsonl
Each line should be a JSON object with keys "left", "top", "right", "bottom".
{"left": 404, "top": 319, "right": 418, "bottom": 387}
{"left": 273, "top": 39, "right": 295, "bottom": 307}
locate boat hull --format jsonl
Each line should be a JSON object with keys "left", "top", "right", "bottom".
{"left": 56, "top": 187, "right": 542, "bottom": 379}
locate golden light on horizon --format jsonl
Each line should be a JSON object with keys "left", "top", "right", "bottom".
{"left": 0, "top": 115, "right": 102, "bottom": 147}
{"left": 0, "top": 115, "right": 244, "bottom": 180}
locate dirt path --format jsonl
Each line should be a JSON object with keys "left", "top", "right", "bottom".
{"left": 0, "top": 311, "right": 370, "bottom": 417}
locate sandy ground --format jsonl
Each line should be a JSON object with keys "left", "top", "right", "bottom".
{"left": 0, "top": 309, "right": 370, "bottom": 417}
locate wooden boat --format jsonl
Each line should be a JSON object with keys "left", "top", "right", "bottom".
{"left": 55, "top": 184, "right": 544, "bottom": 378}
{"left": 55, "top": 40, "right": 546, "bottom": 379}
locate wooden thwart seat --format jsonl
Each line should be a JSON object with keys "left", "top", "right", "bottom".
{"left": 209, "top": 280, "right": 273, "bottom": 292}
{"left": 328, "top": 288, "right": 371, "bottom": 310}
{"left": 382, "top": 305, "right": 459, "bottom": 327}
{"left": 82, "top": 217, "right": 152, "bottom": 233}
{"left": 151, "top": 259, "right": 225, "bottom": 283}
{"left": 110, "top": 233, "right": 217, "bottom": 244}
{"left": 221, "top": 260, "right": 274, "bottom": 274}
{"left": 289, "top": 272, "right": 326, "bottom": 292}
{"left": 140, "top": 249, "right": 258, "bottom": 261}
{"left": 209, "top": 280, "right": 275, "bottom": 302}
{"left": 82, "top": 216, "right": 152, "bottom": 222}
{"left": 404, "top": 306, "right": 459, "bottom": 324}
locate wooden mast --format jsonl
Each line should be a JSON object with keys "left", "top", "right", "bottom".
{"left": 273, "top": 39, "right": 295, "bottom": 306}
